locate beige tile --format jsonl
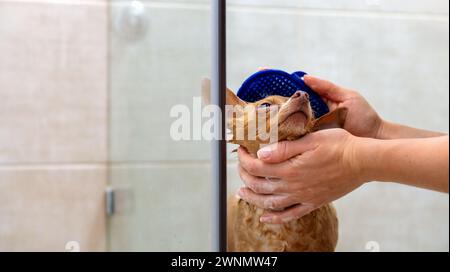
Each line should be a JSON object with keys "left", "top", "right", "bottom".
{"left": 0, "top": 1, "right": 108, "bottom": 163}
{"left": 294, "top": 16, "right": 449, "bottom": 133}
{"left": 335, "top": 183, "right": 449, "bottom": 252}
{"left": 108, "top": 163, "right": 212, "bottom": 251}
{"left": 109, "top": 3, "right": 211, "bottom": 162}
{"left": 0, "top": 166, "right": 107, "bottom": 251}
{"left": 227, "top": 9, "right": 449, "bottom": 133}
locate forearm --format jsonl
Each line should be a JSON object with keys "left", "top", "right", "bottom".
{"left": 377, "top": 119, "right": 447, "bottom": 139}
{"left": 356, "top": 136, "right": 449, "bottom": 193}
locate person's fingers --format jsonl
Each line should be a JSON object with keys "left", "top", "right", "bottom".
{"left": 260, "top": 203, "right": 316, "bottom": 224}
{"left": 256, "top": 134, "right": 320, "bottom": 163}
{"left": 321, "top": 97, "right": 339, "bottom": 111}
{"left": 238, "top": 187, "right": 299, "bottom": 210}
{"left": 303, "top": 75, "right": 350, "bottom": 102}
{"left": 237, "top": 147, "right": 290, "bottom": 178}
{"left": 238, "top": 165, "right": 287, "bottom": 194}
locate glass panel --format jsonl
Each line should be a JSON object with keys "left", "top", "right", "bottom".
{"left": 107, "top": 0, "right": 212, "bottom": 251}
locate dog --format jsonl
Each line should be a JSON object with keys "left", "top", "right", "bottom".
{"left": 202, "top": 79, "right": 347, "bottom": 251}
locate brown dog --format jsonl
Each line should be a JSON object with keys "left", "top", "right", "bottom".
{"left": 202, "top": 79, "right": 347, "bottom": 251}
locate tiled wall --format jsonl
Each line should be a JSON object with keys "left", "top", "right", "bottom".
{"left": 108, "top": 0, "right": 448, "bottom": 251}
{"left": 230, "top": 0, "right": 449, "bottom": 251}
{"left": 0, "top": 0, "right": 108, "bottom": 251}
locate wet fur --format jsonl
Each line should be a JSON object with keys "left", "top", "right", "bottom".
{"left": 228, "top": 198, "right": 338, "bottom": 251}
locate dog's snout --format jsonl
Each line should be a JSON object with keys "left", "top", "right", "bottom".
{"left": 292, "top": 91, "right": 309, "bottom": 101}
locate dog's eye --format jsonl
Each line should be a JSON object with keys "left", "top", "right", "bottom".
{"left": 258, "top": 103, "right": 271, "bottom": 108}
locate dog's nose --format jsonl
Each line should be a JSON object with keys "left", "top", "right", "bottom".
{"left": 292, "top": 91, "right": 309, "bottom": 100}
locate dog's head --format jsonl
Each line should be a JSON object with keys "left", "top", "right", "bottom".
{"left": 202, "top": 78, "right": 347, "bottom": 155}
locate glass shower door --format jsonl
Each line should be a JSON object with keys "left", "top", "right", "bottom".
{"left": 106, "top": 0, "right": 449, "bottom": 252}
{"left": 107, "top": 0, "right": 212, "bottom": 251}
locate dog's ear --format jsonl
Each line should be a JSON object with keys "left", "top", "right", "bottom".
{"left": 311, "top": 107, "right": 348, "bottom": 132}
{"left": 201, "top": 78, "right": 246, "bottom": 107}
{"left": 226, "top": 89, "right": 246, "bottom": 107}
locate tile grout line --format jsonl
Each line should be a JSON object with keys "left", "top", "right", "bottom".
{"left": 0, "top": 163, "right": 108, "bottom": 171}
{"left": 0, "top": 160, "right": 240, "bottom": 170}
{"left": 229, "top": 5, "right": 449, "bottom": 22}
{"left": 105, "top": 0, "right": 112, "bottom": 252}
{"left": 139, "top": 1, "right": 449, "bottom": 22}
{"left": 1, "top": 1, "right": 448, "bottom": 21}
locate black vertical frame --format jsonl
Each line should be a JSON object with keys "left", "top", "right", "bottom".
{"left": 211, "top": 0, "right": 227, "bottom": 252}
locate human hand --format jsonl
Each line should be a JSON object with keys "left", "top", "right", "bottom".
{"left": 237, "top": 128, "right": 367, "bottom": 224}
{"left": 304, "top": 75, "right": 383, "bottom": 138}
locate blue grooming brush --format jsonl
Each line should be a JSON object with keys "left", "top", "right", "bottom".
{"left": 236, "top": 69, "right": 329, "bottom": 118}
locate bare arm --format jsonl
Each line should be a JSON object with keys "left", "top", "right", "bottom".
{"left": 237, "top": 130, "right": 449, "bottom": 223}
{"left": 357, "top": 135, "right": 449, "bottom": 193}
{"left": 377, "top": 120, "right": 447, "bottom": 139}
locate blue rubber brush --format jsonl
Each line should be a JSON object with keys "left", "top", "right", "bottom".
{"left": 236, "top": 69, "right": 329, "bottom": 118}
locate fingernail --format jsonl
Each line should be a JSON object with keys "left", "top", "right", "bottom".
{"left": 257, "top": 147, "right": 272, "bottom": 159}
{"left": 260, "top": 215, "right": 272, "bottom": 223}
